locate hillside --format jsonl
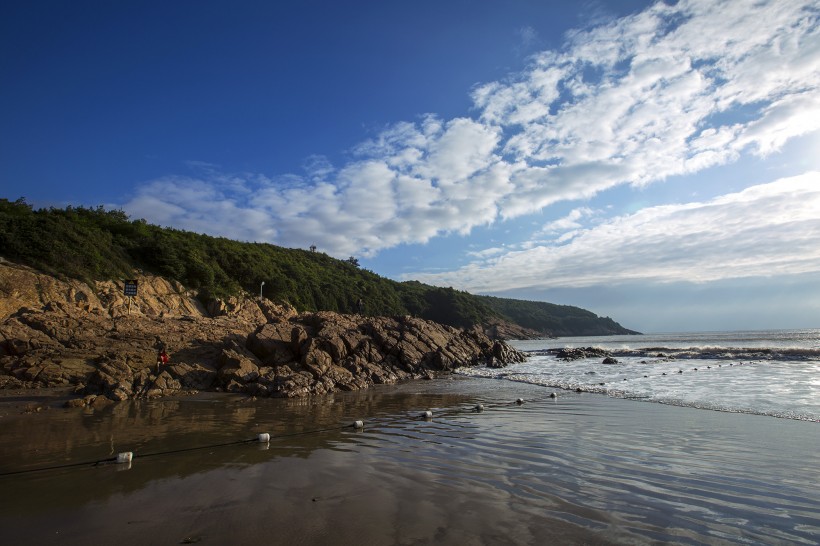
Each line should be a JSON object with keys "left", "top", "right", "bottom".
{"left": 0, "top": 198, "right": 638, "bottom": 337}
{"left": 478, "top": 296, "right": 640, "bottom": 337}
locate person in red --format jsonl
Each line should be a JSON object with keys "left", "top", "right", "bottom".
{"left": 156, "top": 350, "right": 169, "bottom": 373}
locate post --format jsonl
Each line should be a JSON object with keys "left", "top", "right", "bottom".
{"left": 260, "top": 281, "right": 265, "bottom": 299}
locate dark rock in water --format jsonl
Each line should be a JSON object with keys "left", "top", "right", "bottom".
{"left": 602, "top": 356, "right": 619, "bottom": 364}
{"left": 555, "top": 347, "right": 611, "bottom": 361}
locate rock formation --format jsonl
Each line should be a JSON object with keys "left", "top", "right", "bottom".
{"left": 0, "top": 260, "right": 526, "bottom": 405}
{"left": 552, "top": 347, "right": 612, "bottom": 361}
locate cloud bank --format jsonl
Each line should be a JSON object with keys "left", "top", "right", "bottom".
{"left": 409, "top": 171, "right": 820, "bottom": 291}
{"left": 123, "top": 0, "right": 820, "bottom": 277}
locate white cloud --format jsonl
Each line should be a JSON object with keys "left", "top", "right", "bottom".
{"left": 123, "top": 0, "right": 820, "bottom": 262}
{"left": 540, "top": 207, "right": 596, "bottom": 234}
{"left": 467, "top": 247, "right": 507, "bottom": 259}
{"left": 407, "top": 172, "right": 820, "bottom": 291}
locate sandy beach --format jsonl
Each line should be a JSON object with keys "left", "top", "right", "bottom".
{"left": 1, "top": 377, "right": 818, "bottom": 545}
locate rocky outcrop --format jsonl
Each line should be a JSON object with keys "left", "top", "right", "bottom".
{"left": 553, "top": 347, "right": 611, "bottom": 361}
{"left": 0, "top": 261, "right": 526, "bottom": 404}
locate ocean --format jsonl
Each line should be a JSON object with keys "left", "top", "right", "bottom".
{"left": 460, "top": 329, "right": 820, "bottom": 422}
{"left": 1, "top": 329, "right": 818, "bottom": 545}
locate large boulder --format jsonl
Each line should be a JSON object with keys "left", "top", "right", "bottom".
{"left": 217, "top": 348, "right": 261, "bottom": 384}
{"left": 247, "top": 323, "right": 296, "bottom": 365}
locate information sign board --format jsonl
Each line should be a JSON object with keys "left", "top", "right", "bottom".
{"left": 124, "top": 280, "right": 138, "bottom": 297}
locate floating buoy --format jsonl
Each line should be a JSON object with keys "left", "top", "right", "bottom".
{"left": 257, "top": 433, "right": 271, "bottom": 443}
{"left": 549, "top": 392, "right": 557, "bottom": 399}
{"left": 421, "top": 410, "right": 433, "bottom": 420}
{"left": 116, "top": 452, "right": 133, "bottom": 464}
{"left": 353, "top": 420, "right": 364, "bottom": 429}
{"left": 515, "top": 398, "right": 524, "bottom": 405}
{"left": 474, "top": 404, "right": 484, "bottom": 412}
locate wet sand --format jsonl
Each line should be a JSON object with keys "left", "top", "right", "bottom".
{"left": 1, "top": 377, "right": 818, "bottom": 545}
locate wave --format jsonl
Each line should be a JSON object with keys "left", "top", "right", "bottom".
{"left": 528, "top": 346, "right": 820, "bottom": 361}
{"left": 455, "top": 368, "right": 820, "bottom": 422}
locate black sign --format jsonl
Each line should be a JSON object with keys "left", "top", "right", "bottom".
{"left": 123, "top": 280, "right": 138, "bottom": 297}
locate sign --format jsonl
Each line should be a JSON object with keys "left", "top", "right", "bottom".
{"left": 123, "top": 280, "right": 138, "bottom": 297}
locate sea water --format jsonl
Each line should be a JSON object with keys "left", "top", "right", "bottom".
{"left": 458, "top": 329, "right": 820, "bottom": 422}
{"left": 1, "top": 368, "right": 818, "bottom": 544}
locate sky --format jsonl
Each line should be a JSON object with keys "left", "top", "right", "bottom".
{"left": 2, "top": 0, "right": 819, "bottom": 333}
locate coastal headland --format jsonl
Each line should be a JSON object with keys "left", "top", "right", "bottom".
{"left": 0, "top": 260, "right": 526, "bottom": 407}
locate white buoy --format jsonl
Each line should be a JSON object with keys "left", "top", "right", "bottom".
{"left": 516, "top": 398, "right": 524, "bottom": 405}
{"left": 116, "top": 452, "right": 133, "bottom": 464}
{"left": 474, "top": 404, "right": 484, "bottom": 412}
{"left": 421, "top": 410, "right": 433, "bottom": 420}
{"left": 258, "top": 433, "right": 271, "bottom": 443}
{"left": 353, "top": 420, "right": 364, "bottom": 429}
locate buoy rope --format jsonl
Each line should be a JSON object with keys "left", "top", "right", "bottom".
{"left": 0, "top": 458, "right": 122, "bottom": 477}
{"left": 0, "top": 398, "right": 541, "bottom": 478}
{"left": 586, "top": 360, "right": 755, "bottom": 391}
{"left": 0, "top": 420, "right": 375, "bottom": 477}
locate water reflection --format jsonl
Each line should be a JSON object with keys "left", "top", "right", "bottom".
{"left": 1, "top": 378, "right": 819, "bottom": 546}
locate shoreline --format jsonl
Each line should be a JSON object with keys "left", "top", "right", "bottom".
{"left": 1, "top": 376, "right": 818, "bottom": 545}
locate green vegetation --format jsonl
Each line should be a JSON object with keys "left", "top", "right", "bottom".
{"left": 477, "top": 295, "right": 638, "bottom": 336}
{"left": 0, "top": 198, "right": 638, "bottom": 336}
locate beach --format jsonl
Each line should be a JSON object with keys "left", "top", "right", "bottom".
{"left": 1, "top": 376, "right": 818, "bottom": 545}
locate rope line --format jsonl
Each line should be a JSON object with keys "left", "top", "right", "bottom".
{"left": 0, "top": 398, "right": 548, "bottom": 478}
{"left": 0, "top": 422, "right": 368, "bottom": 477}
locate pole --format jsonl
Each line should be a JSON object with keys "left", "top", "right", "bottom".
{"left": 260, "top": 281, "right": 265, "bottom": 299}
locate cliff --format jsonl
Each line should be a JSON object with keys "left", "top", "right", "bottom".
{"left": 0, "top": 260, "right": 526, "bottom": 406}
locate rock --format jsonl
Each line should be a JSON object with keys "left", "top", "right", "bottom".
{"left": 247, "top": 323, "right": 297, "bottom": 365}
{"left": 218, "top": 349, "right": 260, "bottom": 384}
{"left": 602, "top": 357, "right": 619, "bottom": 364}
{"left": 0, "top": 260, "right": 528, "bottom": 402}
{"left": 172, "top": 363, "right": 218, "bottom": 390}
{"left": 555, "top": 347, "right": 611, "bottom": 361}
{"left": 301, "top": 340, "right": 334, "bottom": 378}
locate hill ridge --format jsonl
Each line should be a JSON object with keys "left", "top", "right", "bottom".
{"left": 0, "top": 198, "right": 639, "bottom": 338}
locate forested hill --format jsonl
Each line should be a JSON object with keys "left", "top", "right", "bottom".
{"left": 477, "top": 296, "right": 639, "bottom": 337}
{"left": 0, "top": 199, "right": 639, "bottom": 337}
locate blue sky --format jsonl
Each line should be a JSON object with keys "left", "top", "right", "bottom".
{"left": 2, "top": 0, "right": 819, "bottom": 333}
